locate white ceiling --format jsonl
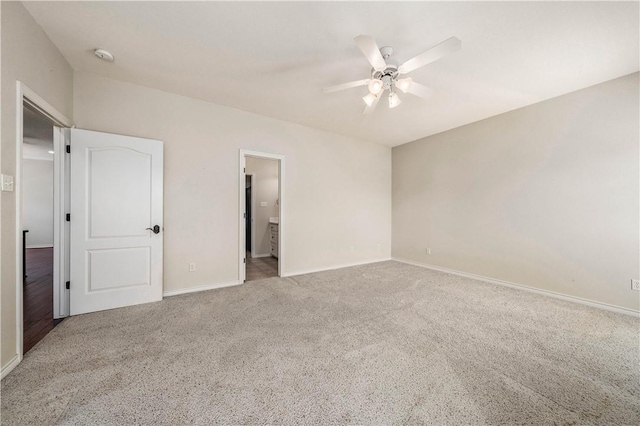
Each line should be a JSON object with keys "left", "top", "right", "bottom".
{"left": 23, "top": 1, "right": 639, "bottom": 147}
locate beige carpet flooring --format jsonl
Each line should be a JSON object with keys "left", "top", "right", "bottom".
{"left": 1, "top": 261, "right": 639, "bottom": 425}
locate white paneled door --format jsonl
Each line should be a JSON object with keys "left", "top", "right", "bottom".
{"left": 70, "top": 129, "right": 163, "bottom": 315}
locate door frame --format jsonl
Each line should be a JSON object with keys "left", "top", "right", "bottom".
{"left": 238, "top": 150, "right": 284, "bottom": 282}
{"left": 15, "top": 82, "right": 72, "bottom": 363}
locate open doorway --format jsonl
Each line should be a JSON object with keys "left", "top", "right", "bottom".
{"left": 9, "top": 82, "right": 71, "bottom": 373}
{"left": 21, "top": 103, "right": 63, "bottom": 353}
{"left": 245, "top": 158, "right": 279, "bottom": 281}
{"left": 239, "top": 150, "right": 284, "bottom": 283}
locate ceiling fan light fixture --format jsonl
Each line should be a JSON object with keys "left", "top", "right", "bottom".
{"left": 388, "top": 92, "right": 401, "bottom": 109}
{"left": 368, "top": 79, "right": 383, "bottom": 94}
{"left": 363, "top": 92, "right": 378, "bottom": 107}
{"left": 395, "top": 77, "right": 413, "bottom": 93}
{"left": 324, "top": 34, "right": 460, "bottom": 114}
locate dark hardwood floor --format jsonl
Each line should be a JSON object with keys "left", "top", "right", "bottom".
{"left": 23, "top": 247, "right": 62, "bottom": 354}
{"left": 246, "top": 252, "right": 278, "bottom": 281}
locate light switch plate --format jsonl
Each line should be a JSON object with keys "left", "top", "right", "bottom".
{"left": 1, "top": 174, "right": 14, "bottom": 192}
{"left": 260, "top": 201, "right": 268, "bottom": 207}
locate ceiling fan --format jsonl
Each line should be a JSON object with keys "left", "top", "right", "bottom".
{"left": 323, "top": 35, "right": 461, "bottom": 114}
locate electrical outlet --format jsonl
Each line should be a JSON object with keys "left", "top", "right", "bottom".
{"left": 632, "top": 279, "right": 640, "bottom": 291}
{"left": 426, "top": 248, "right": 431, "bottom": 255}
{"left": 189, "top": 263, "right": 196, "bottom": 272}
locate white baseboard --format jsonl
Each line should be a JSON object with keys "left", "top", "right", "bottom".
{"left": 26, "top": 244, "right": 53, "bottom": 249}
{"left": 252, "top": 253, "right": 272, "bottom": 258}
{"left": 164, "top": 259, "right": 392, "bottom": 296}
{"left": 392, "top": 257, "right": 639, "bottom": 317}
{"left": 163, "top": 280, "right": 242, "bottom": 297}
{"left": 1, "top": 354, "right": 21, "bottom": 380}
{"left": 283, "top": 257, "right": 391, "bottom": 278}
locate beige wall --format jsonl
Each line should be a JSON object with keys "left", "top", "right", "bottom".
{"left": 392, "top": 73, "right": 640, "bottom": 312}
{"left": 73, "top": 71, "right": 392, "bottom": 292}
{"left": 22, "top": 159, "right": 54, "bottom": 247}
{"left": 1, "top": 2, "right": 74, "bottom": 371}
{"left": 246, "top": 157, "right": 279, "bottom": 257}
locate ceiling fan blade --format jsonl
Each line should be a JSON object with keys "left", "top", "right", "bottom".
{"left": 398, "top": 37, "right": 461, "bottom": 74}
{"left": 354, "top": 35, "right": 387, "bottom": 72}
{"left": 362, "top": 93, "right": 381, "bottom": 114}
{"left": 406, "top": 81, "right": 434, "bottom": 100}
{"left": 322, "top": 79, "right": 369, "bottom": 94}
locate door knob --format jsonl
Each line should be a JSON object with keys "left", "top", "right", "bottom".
{"left": 146, "top": 225, "right": 160, "bottom": 234}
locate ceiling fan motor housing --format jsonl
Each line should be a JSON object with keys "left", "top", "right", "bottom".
{"left": 372, "top": 64, "right": 399, "bottom": 90}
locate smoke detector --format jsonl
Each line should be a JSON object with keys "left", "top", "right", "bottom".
{"left": 94, "top": 49, "right": 114, "bottom": 62}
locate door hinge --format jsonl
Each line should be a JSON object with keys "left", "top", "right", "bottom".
{"left": 244, "top": 168, "right": 246, "bottom": 173}
{"left": 66, "top": 213, "right": 70, "bottom": 222}
{"left": 244, "top": 258, "right": 246, "bottom": 263}
{"left": 65, "top": 145, "right": 70, "bottom": 153}
{"left": 65, "top": 281, "right": 70, "bottom": 290}
{"left": 243, "top": 212, "right": 246, "bottom": 219}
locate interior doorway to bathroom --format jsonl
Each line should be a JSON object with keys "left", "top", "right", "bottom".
{"left": 239, "top": 150, "right": 283, "bottom": 282}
